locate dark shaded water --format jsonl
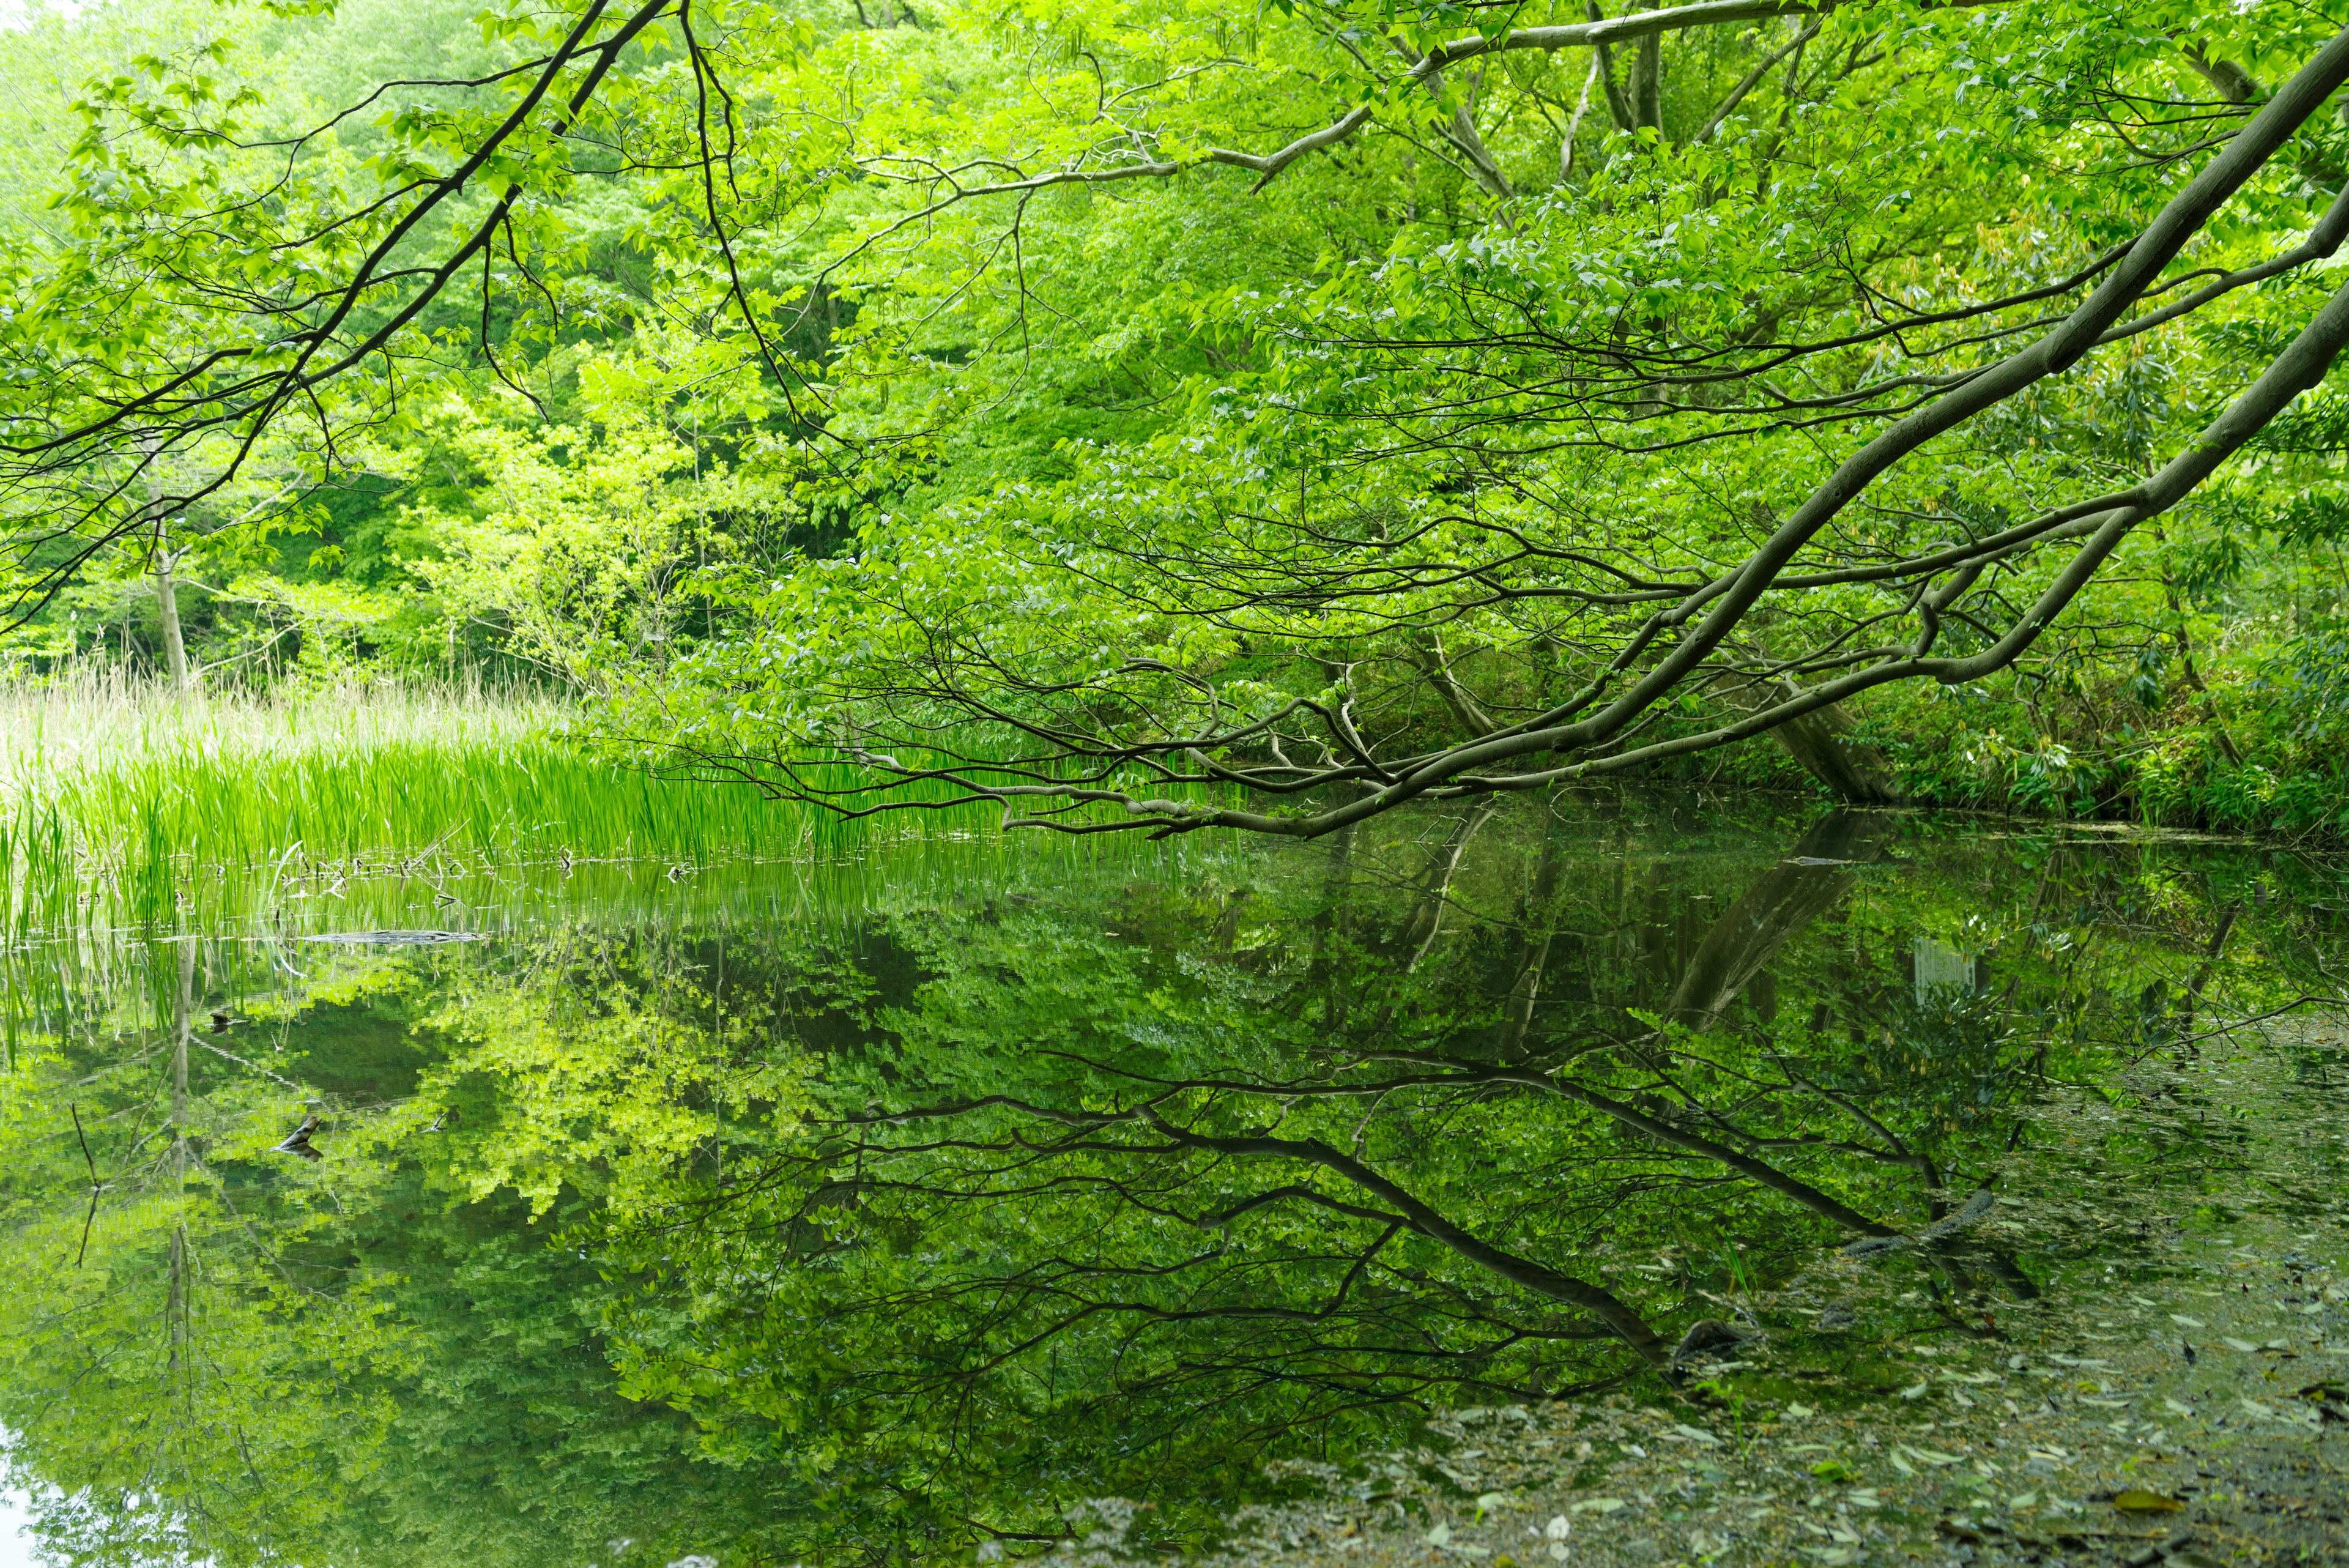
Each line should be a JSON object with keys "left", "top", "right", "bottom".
{"left": 1, "top": 798, "right": 2343, "bottom": 1566}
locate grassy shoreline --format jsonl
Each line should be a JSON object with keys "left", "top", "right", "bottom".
{"left": 0, "top": 675, "right": 891, "bottom": 936}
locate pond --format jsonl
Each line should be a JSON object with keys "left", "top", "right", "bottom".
{"left": 1, "top": 797, "right": 2345, "bottom": 1567}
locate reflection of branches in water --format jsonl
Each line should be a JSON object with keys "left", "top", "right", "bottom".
{"left": 8, "top": 801, "right": 2336, "bottom": 1566}
{"left": 633, "top": 809, "right": 2120, "bottom": 1444}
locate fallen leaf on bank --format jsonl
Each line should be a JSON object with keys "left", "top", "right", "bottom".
{"left": 1784, "top": 1402, "right": 1816, "bottom": 1419}
{"left": 2163, "top": 1398, "right": 2195, "bottom": 1417}
{"left": 1670, "top": 1424, "right": 1719, "bottom": 1445}
{"left": 1887, "top": 1452, "right": 1917, "bottom": 1477}
{"left": 1427, "top": 1522, "right": 1452, "bottom": 1545}
{"left": 1898, "top": 1383, "right": 1928, "bottom": 1399}
{"left": 2222, "top": 1337, "right": 2262, "bottom": 1353}
{"left": 2112, "top": 1490, "right": 2185, "bottom": 1514}
{"left": 2170, "top": 1315, "right": 2206, "bottom": 1329}
{"left": 1568, "top": 1499, "right": 1624, "bottom": 1515}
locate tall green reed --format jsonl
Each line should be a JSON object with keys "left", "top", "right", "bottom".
{"left": 0, "top": 671, "right": 1204, "bottom": 941}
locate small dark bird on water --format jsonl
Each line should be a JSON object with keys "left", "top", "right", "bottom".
{"left": 272, "top": 1115, "right": 323, "bottom": 1161}
{"left": 208, "top": 1011, "right": 245, "bottom": 1035}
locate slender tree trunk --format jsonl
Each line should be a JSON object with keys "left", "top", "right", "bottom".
{"left": 1395, "top": 803, "right": 1496, "bottom": 971}
{"left": 155, "top": 554, "right": 190, "bottom": 696}
{"left": 173, "top": 942, "right": 191, "bottom": 1123}
{"left": 2176, "top": 899, "right": 2239, "bottom": 1052}
{"left": 1587, "top": 2, "right": 1636, "bottom": 132}
{"left": 1501, "top": 828, "right": 1567, "bottom": 1052}
{"left": 2162, "top": 584, "right": 2242, "bottom": 765}
{"left": 141, "top": 447, "right": 190, "bottom": 696}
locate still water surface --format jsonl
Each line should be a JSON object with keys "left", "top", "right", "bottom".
{"left": 0, "top": 798, "right": 2342, "bottom": 1565}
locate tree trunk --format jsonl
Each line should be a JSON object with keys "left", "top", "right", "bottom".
{"left": 1500, "top": 827, "right": 1567, "bottom": 1052}
{"left": 1395, "top": 803, "right": 1496, "bottom": 971}
{"left": 155, "top": 554, "right": 190, "bottom": 696}
{"left": 173, "top": 939, "right": 191, "bottom": 1124}
{"left": 1765, "top": 703, "right": 1901, "bottom": 801}
{"left": 1587, "top": 3, "right": 1637, "bottom": 132}
{"left": 1632, "top": 31, "right": 1663, "bottom": 132}
{"left": 141, "top": 445, "right": 190, "bottom": 696}
{"left": 1721, "top": 674, "right": 1902, "bottom": 802}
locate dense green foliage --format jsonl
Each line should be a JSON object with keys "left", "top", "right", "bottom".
{"left": 7, "top": 1, "right": 2349, "bottom": 836}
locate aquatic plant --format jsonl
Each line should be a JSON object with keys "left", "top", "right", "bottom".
{"left": 0, "top": 673, "right": 1014, "bottom": 939}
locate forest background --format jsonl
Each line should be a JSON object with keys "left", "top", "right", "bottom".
{"left": 4, "top": 0, "right": 2349, "bottom": 840}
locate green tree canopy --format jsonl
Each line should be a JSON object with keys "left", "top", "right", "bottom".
{"left": 12, "top": 2, "right": 2349, "bottom": 828}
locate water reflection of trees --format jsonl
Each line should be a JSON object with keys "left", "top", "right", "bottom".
{"left": 0, "top": 804, "right": 2337, "bottom": 1564}
{"left": 581, "top": 808, "right": 2298, "bottom": 1558}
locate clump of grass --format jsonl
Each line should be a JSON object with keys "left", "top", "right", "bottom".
{"left": 33, "top": 734, "right": 833, "bottom": 868}
{"left": 0, "top": 667, "right": 570, "bottom": 793}
{"left": 0, "top": 672, "right": 963, "bottom": 936}
{"left": 0, "top": 671, "right": 1235, "bottom": 942}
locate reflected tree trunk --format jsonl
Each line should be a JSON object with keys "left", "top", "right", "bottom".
{"left": 1147, "top": 1118, "right": 1672, "bottom": 1366}
{"left": 1501, "top": 825, "right": 1568, "bottom": 1052}
{"left": 168, "top": 940, "right": 192, "bottom": 1381}
{"left": 1664, "top": 810, "right": 1892, "bottom": 1028}
{"left": 2176, "top": 900, "right": 2239, "bottom": 1052}
{"left": 1396, "top": 804, "right": 1496, "bottom": 972}
{"left": 1305, "top": 822, "right": 1357, "bottom": 994}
